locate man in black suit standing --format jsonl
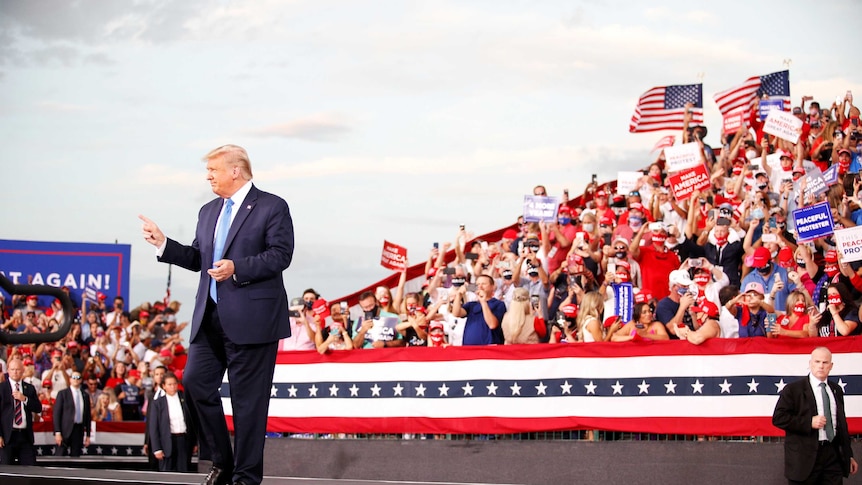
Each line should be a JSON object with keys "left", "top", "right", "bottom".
{"left": 53, "top": 370, "right": 91, "bottom": 457}
{"left": 0, "top": 357, "right": 43, "bottom": 465}
{"left": 773, "top": 346, "right": 858, "bottom": 484}
{"left": 149, "top": 372, "right": 196, "bottom": 472}
{"left": 140, "top": 144, "right": 294, "bottom": 485}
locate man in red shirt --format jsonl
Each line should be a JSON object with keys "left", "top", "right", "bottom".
{"left": 630, "top": 223, "right": 680, "bottom": 301}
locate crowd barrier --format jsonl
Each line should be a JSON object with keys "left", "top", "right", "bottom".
{"left": 227, "top": 337, "right": 862, "bottom": 437}
{"left": 33, "top": 421, "right": 146, "bottom": 457}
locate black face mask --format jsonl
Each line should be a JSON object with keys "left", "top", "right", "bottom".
{"left": 615, "top": 251, "right": 627, "bottom": 259}
{"left": 777, "top": 222, "right": 786, "bottom": 230}
{"left": 363, "top": 307, "right": 378, "bottom": 320}
{"left": 452, "top": 277, "right": 466, "bottom": 287}
{"left": 304, "top": 300, "right": 314, "bottom": 310}
{"left": 757, "top": 262, "right": 772, "bottom": 275}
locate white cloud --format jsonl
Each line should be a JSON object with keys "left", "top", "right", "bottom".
{"left": 241, "top": 113, "right": 353, "bottom": 141}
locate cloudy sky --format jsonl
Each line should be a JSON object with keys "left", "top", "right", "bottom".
{"left": 2, "top": 0, "right": 860, "bottom": 321}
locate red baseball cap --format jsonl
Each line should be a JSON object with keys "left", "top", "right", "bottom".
{"left": 502, "top": 229, "right": 518, "bottom": 240}
{"left": 600, "top": 215, "right": 615, "bottom": 226}
{"left": 691, "top": 300, "right": 719, "bottom": 318}
{"left": 825, "top": 249, "right": 839, "bottom": 263}
{"left": 777, "top": 247, "right": 794, "bottom": 268}
{"left": 750, "top": 246, "right": 772, "bottom": 268}
{"left": 560, "top": 304, "right": 578, "bottom": 318}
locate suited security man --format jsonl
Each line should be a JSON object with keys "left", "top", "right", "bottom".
{"left": 53, "top": 370, "right": 91, "bottom": 457}
{"left": 773, "top": 346, "right": 858, "bottom": 483}
{"left": 0, "top": 357, "right": 43, "bottom": 465}
{"left": 140, "top": 144, "right": 294, "bottom": 485}
{"left": 149, "top": 372, "right": 197, "bottom": 472}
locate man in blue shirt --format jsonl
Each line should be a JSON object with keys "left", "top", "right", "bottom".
{"left": 742, "top": 246, "right": 795, "bottom": 312}
{"left": 451, "top": 274, "right": 507, "bottom": 345}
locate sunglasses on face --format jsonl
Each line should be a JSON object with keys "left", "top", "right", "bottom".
{"left": 614, "top": 246, "right": 627, "bottom": 251}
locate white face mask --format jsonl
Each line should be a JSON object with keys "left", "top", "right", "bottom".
{"left": 582, "top": 223, "right": 594, "bottom": 233}
{"left": 746, "top": 150, "right": 758, "bottom": 160}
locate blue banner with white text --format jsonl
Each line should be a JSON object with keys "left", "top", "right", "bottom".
{"left": 0, "top": 239, "right": 131, "bottom": 307}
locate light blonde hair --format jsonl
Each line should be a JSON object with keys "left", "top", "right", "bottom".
{"left": 203, "top": 144, "right": 253, "bottom": 180}
{"left": 576, "top": 291, "right": 604, "bottom": 342}
{"left": 502, "top": 288, "right": 537, "bottom": 344}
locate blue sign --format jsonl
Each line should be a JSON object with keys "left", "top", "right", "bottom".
{"left": 822, "top": 164, "right": 839, "bottom": 186}
{"left": 758, "top": 99, "right": 785, "bottom": 120}
{"left": 0, "top": 239, "right": 131, "bottom": 307}
{"left": 793, "top": 202, "right": 834, "bottom": 242}
{"left": 613, "top": 282, "right": 634, "bottom": 323}
{"left": 522, "top": 195, "right": 560, "bottom": 223}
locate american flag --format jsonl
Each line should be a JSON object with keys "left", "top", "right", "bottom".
{"left": 225, "top": 337, "right": 862, "bottom": 436}
{"left": 651, "top": 135, "right": 676, "bottom": 152}
{"left": 34, "top": 421, "right": 146, "bottom": 456}
{"left": 629, "top": 84, "right": 704, "bottom": 133}
{"left": 713, "top": 70, "right": 791, "bottom": 118}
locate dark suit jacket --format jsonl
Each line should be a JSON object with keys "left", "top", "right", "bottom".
{"left": 159, "top": 184, "right": 294, "bottom": 345}
{"left": 772, "top": 376, "right": 854, "bottom": 480}
{"left": 147, "top": 391, "right": 196, "bottom": 457}
{"left": 53, "top": 387, "right": 91, "bottom": 440}
{"left": 0, "top": 380, "right": 43, "bottom": 444}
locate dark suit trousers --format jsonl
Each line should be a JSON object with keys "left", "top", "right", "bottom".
{"left": 0, "top": 429, "right": 36, "bottom": 466}
{"left": 183, "top": 297, "right": 279, "bottom": 485}
{"left": 789, "top": 441, "right": 844, "bottom": 485}
{"left": 55, "top": 423, "right": 85, "bottom": 457}
{"left": 159, "top": 433, "right": 191, "bottom": 472}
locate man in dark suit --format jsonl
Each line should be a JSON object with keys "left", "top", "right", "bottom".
{"left": 53, "top": 370, "right": 91, "bottom": 457}
{"left": 773, "top": 346, "right": 858, "bottom": 484}
{"left": 140, "top": 144, "right": 294, "bottom": 485}
{"left": 0, "top": 357, "right": 43, "bottom": 465}
{"left": 149, "top": 372, "right": 196, "bottom": 472}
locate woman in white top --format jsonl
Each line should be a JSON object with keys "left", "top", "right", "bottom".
{"left": 576, "top": 291, "right": 610, "bottom": 343}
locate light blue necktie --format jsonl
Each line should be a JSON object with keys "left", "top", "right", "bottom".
{"left": 209, "top": 198, "right": 234, "bottom": 301}
{"left": 74, "top": 389, "right": 82, "bottom": 423}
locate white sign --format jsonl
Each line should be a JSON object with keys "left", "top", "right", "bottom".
{"left": 763, "top": 109, "right": 803, "bottom": 144}
{"left": 664, "top": 142, "right": 702, "bottom": 172}
{"left": 616, "top": 171, "right": 642, "bottom": 195}
{"left": 750, "top": 153, "right": 782, "bottom": 171}
{"left": 834, "top": 226, "right": 862, "bottom": 263}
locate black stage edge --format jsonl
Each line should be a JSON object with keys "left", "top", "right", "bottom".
{"left": 2, "top": 439, "right": 861, "bottom": 484}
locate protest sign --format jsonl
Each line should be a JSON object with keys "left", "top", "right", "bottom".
{"left": 749, "top": 153, "right": 782, "bottom": 172}
{"left": 763, "top": 109, "right": 803, "bottom": 144}
{"left": 822, "top": 164, "right": 839, "bottom": 186}
{"left": 613, "top": 283, "right": 633, "bottom": 323}
{"left": 834, "top": 226, "right": 862, "bottom": 263}
{"left": 664, "top": 142, "right": 702, "bottom": 172}
{"left": 803, "top": 167, "right": 828, "bottom": 199}
{"left": 523, "top": 195, "right": 560, "bottom": 222}
{"left": 668, "top": 163, "right": 710, "bottom": 201}
{"left": 368, "top": 316, "right": 400, "bottom": 342}
{"left": 381, "top": 240, "right": 407, "bottom": 272}
{"left": 793, "top": 201, "right": 834, "bottom": 242}
{"left": 617, "top": 171, "right": 642, "bottom": 195}
{"left": 312, "top": 298, "right": 331, "bottom": 320}
{"left": 758, "top": 99, "right": 785, "bottom": 121}
{"left": 723, "top": 111, "right": 745, "bottom": 134}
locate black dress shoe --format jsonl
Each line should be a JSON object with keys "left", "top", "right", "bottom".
{"left": 201, "top": 466, "right": 231, "bottom": 485}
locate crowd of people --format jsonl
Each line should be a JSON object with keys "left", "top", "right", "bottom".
{"left": 287, "top": 93, "right": 862, "bottom": 350}
{"left": 1, "top": 93, "right": 861, "bottom": 469}
{"left": 0, "top": 291, "right": 195, "bottom": 470}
